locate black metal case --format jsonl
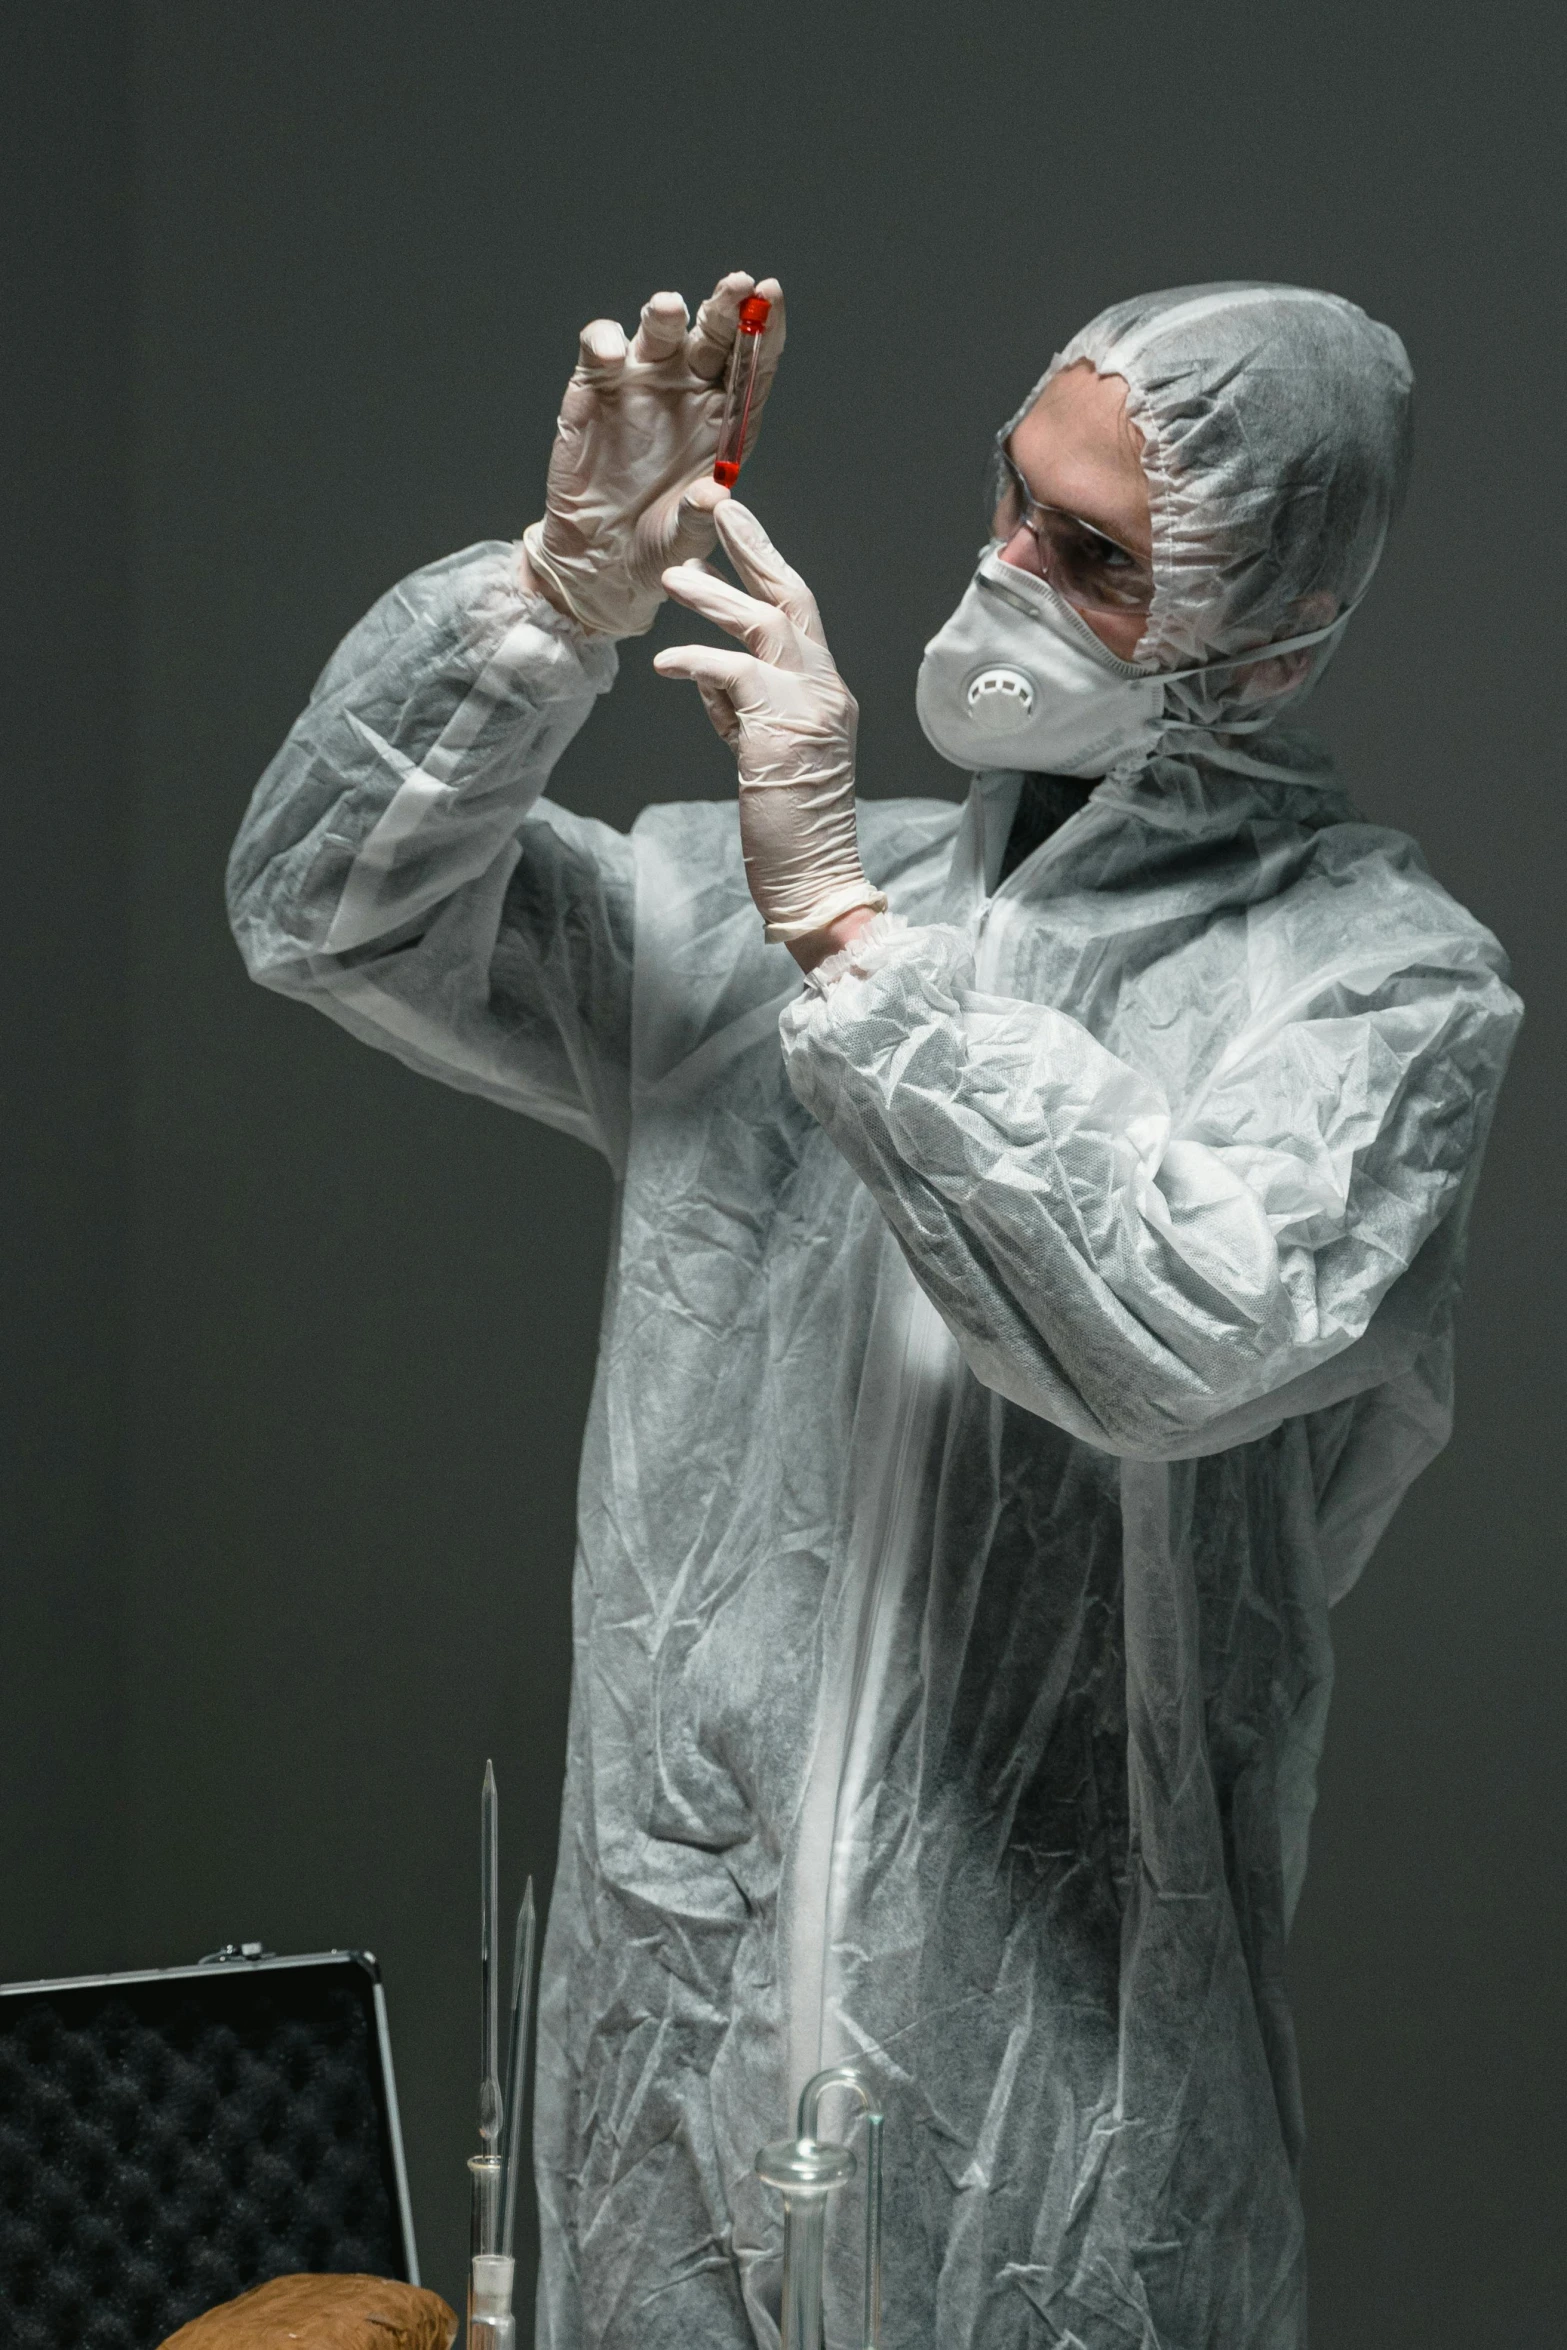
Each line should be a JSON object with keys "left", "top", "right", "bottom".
{"left": 0, "top": 1946, "right": 419, "bottom": 2350}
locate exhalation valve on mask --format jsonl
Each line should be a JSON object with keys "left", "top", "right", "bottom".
{"left": 964, "top": 666, "right": 1037, "bottom": 735}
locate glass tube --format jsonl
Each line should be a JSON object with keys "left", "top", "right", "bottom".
{"left": 500, "top": 1880, "right": 537, "bottom": 2259}
{"left": 713, "top": 295, "right": 773, "bottom": 487}
{"left": 754, "top": 2135, "right": 856, "bottom": 2350}
{"left": 756, "top": 2064, "right": 885, "bottom": 2350}
{"left": 467, "top": 2156, "right": 515, "bottom": 2350}
{"left": 479, "top": 1762, "right": 502, "bottom": 2150}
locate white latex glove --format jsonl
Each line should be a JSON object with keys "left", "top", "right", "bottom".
{"left": 522, "top": 273, "right": 785, "bottom": 640}
{"left": 653, "top": 502, "right": 888, "bottom": 945}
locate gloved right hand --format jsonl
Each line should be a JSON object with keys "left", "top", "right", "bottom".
{"left": 522, "top": 272, "right": 785, "bottom": 640}
{"left": 654, "top": 502, "right": 888, "bottom": 948}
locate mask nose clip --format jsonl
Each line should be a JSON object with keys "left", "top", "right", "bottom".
{"left": 964, "top": 665, "right": 1036, "bottom": 736}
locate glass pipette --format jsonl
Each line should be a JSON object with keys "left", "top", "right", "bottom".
{"left": 500, "top": 1879, "right": 538, "bottom": 2260}
{"left": 468, "top": 1761, "right": 515, "bottom": 2350}
{"left": 480, "top": 1758, "right": 502, "bottom": 2156}
{"left": 713, "top": 294, "right": 773, "bottom": 487}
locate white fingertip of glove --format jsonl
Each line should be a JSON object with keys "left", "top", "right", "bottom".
{"left": 654, "top": 502, "right": 888, "bottom": 945}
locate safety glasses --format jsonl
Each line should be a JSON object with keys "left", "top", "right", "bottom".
{"left": 992, "top": 447, "right": 1156, "bottom": 619}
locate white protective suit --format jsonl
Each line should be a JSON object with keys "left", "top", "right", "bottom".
{"left": 228, "top": 284, "right": 1521, "bottom": 2350}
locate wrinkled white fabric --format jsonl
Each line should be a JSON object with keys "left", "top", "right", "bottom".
{"left": 227, "top": 288, "right": 1518, "bottom": 2350}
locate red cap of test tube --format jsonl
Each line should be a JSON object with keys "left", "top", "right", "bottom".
{"left": 737, "top": 294, "right": 772, "bottom": 333}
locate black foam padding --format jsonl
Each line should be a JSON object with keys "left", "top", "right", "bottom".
{"left": 0, "top": 1959, "right": 408, "bottom": 2350}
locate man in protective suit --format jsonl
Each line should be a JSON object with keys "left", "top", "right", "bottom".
{"left": 229, "top": 275, "right": 1520, "bottom": 2350}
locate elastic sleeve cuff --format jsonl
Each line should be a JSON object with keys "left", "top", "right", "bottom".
{"left": 797, "top": 913, "right": 968, "bottom": 997}
{"left": 505, "top": 545, "right": 621, "bottom": 696}
{"left": 800, "top": 909, "right": 907, "bottom": 989}
{"left": 779, "top": 915, "right": 978, "bottom": 1143}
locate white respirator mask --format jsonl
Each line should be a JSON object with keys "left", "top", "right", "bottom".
{"left": 916, "top": 547, "right": 1167, "bottom": 777}
{"left": 916, "top": 546, "right": 1359, "bottom": 778}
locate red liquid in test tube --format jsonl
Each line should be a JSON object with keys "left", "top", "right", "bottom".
{"left": 713, "top": 295, "right": 772, "bottom": 487}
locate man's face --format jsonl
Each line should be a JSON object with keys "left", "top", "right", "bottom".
{"left": 994, "top": 362, "right": 1154, "bottom": 663}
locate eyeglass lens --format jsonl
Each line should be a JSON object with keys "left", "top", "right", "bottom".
{"left": 998, "top": 459, "right": 1154, "bottom": 617}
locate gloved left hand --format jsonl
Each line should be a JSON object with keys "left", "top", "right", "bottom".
{"left": 654, "top": 502, "right": 888, "bottom": 946}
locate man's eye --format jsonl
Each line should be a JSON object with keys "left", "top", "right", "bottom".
{"left": 1079, "top": 528, "right": 1131, "bottom": 570}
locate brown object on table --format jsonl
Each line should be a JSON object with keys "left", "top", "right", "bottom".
{"left": 158, "top": 2272, "right": 458, "bottom": 2349}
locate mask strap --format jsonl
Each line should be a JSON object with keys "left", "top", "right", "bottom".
{"left": 979, "top": 536, "right": 1363, "bottom": 700}
{"left": 1155, "top": 594, "right": 1366, "bottom": 735}
{"left": 1160, "top": 594, "right": 1364, "bottom": 684}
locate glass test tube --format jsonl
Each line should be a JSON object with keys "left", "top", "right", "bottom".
{"left": 468, "top": 2155, "right": 516, "bottom": 2350}
{"left": 713, "top": 294, "right": 773, "bottom": 487}
{"left": 479, "top": 1761, "right": 502, "bottom": 2150}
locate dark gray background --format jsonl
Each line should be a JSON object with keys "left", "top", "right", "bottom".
{"left": 5, "top": 3, "right": 1563, "bottom": 2341}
